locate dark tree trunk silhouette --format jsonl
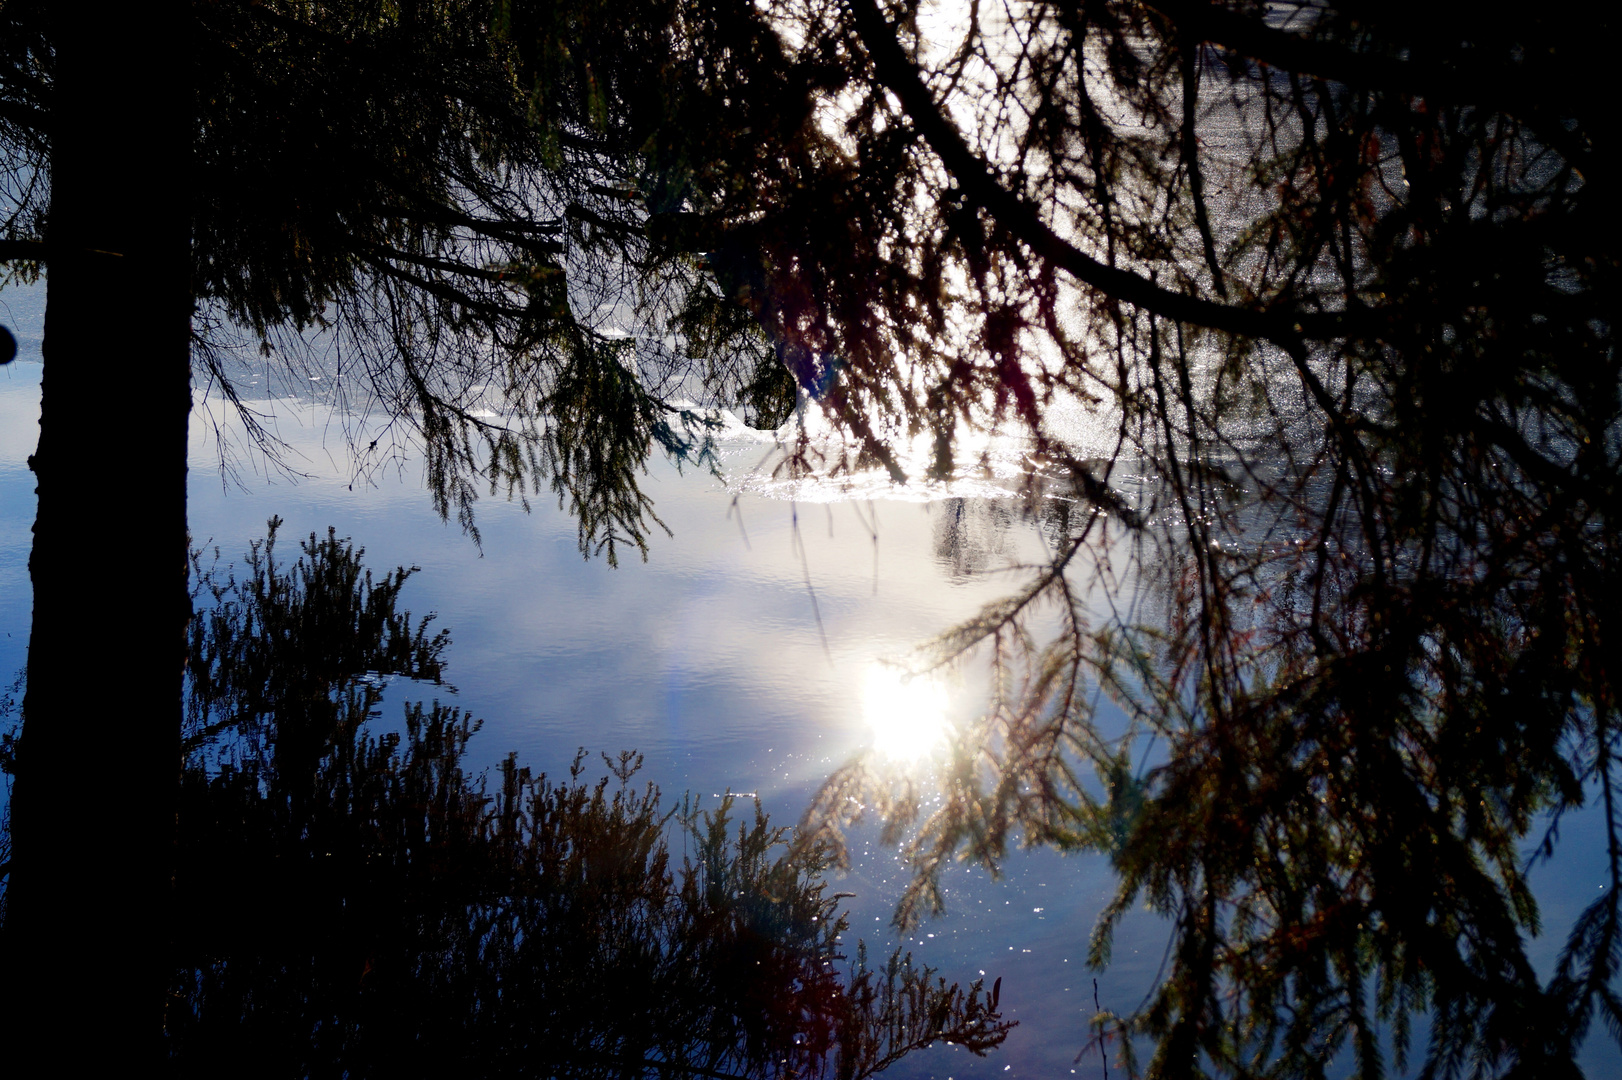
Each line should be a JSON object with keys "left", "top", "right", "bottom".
{"left": 2, "top": 1, "right": 192, "bottom": 1064}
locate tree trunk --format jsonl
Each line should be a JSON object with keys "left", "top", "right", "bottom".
{"left": 2, "top": 1, "right": 192, "bottom": 1063}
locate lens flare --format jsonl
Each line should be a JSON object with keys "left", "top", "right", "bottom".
{"left": 864, "top": 664, "right": 950, "bottom": 761}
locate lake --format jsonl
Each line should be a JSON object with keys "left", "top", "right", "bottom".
{"left": 1, "top": 276, "right": 1614, "bottom": 1077}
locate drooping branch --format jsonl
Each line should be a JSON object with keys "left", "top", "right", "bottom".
{"left": 842, "top": 0, "right": 1351, "bottom": 349}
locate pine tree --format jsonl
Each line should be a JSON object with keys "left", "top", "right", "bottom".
{"left": 0, "top": 0, "right": 757, "bottom": 1061}
{"left": 2, "top": 1, "right": 1616, "bottom": 1073}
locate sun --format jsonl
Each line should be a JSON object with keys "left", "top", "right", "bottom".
{"left": 864, "top": 664, "right": 951, "bottom": 762}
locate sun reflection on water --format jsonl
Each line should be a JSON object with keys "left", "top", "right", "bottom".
{"left": 864, "top": 664, "right": 951, "bottom": 761}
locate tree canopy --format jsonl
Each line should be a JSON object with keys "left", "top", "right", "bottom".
{"left": 757, "top": 3, "right": 1619, "bottom": 1078}
{"left": 2, "top": 0, "right": 791, "bottom": 557}
{"left": 1, "top": 0, "right": 1617, "bottom": 1076}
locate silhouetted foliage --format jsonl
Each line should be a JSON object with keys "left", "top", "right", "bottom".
{"left": 168, "top": 521, "right": 1011, "bottom": 1077}
{"left": 720, "top": 3, "right": 1620, "bottom": 1078}
{"left": 0, "top": 666, "right": 19, "bottom": 922}
{"left": 0, "top": 0, "right": 807, "bottom": 560}
{"left": 3, "top": 0, "right": 1617, "bottom": 1075}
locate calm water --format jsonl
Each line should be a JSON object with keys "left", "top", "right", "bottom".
{"left": 1, "top": 277, "right": 1614, "bottom": 1077}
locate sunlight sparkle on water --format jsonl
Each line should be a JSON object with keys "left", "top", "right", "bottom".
{"left": 864, "top": 664, "right": 951, "bottom": 762}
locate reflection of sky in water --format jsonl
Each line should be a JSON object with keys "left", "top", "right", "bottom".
{"left": 864, "top": 663, "right": 952, "bottom": 761}
{"left": 0, "top": 301, "right": 1146, "bottom": 1076}
{"left": 0, "top": 273, "right": 1615, "bottom": 1076}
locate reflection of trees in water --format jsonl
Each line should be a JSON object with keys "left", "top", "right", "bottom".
{"left": 930, "top": 498, "right": 1018, "bottom": 581}
{"left": 170, "top": 521, "right": 1010, "bottom": 1077}
{"left": 931, "top": 491, "right": 1112, "bottom": 583}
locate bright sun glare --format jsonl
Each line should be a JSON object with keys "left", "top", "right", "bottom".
{"left": 864, "top": 665, "right": 951, "bottom": 762}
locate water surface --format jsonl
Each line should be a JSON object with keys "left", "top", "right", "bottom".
{"left": 1, "top": 275, "right": 1614, "bottom": 1077}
